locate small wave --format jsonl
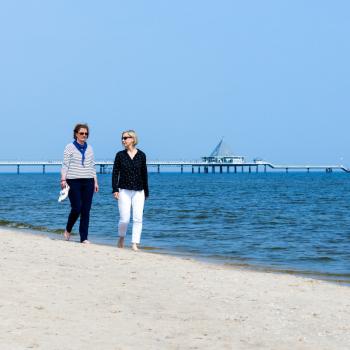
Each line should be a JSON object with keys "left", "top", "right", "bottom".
{"left": 299, "top": 256, "right": 335, "bottom": 262}
{"left": 0, "top": 219, "right": 66, "bottom": 235}
{"left": 140, "top": 245, "right": 164, "bottom": 251}
{"left": 193, "top": 215, "right": 210, "bottom": 220}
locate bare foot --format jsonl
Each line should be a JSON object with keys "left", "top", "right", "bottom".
{"left": 131, "top": 243, "right": 139, "bottom": 251}
{"left": 117, "top": 237, "right": 125, "bottom": 248}
{"left": 63, "top": 230, "right": 71, "bottom": 241}
{"left": 82, "top": 240, "right": 91, "bottom": 244}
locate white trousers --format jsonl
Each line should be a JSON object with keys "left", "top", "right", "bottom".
{"left": 118, "top": 189, "right": 145, "bottom": 244}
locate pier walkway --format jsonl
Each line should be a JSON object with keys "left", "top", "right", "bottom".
{"left": 0, "top": 160, "right": 349, "bottom": 174}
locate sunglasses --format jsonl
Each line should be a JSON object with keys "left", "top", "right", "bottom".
{"left": 122, "top": 136, "right": 133, "bottom": 140}
{"left": 78, "top": 132, "right": 88, "bottom": 136}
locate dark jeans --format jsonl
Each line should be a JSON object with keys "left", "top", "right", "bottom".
{"left": 66, "top": 178, "right": 94, "bottom": 242}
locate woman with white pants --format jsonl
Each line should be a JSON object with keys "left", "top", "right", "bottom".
{"left": 112, "top": 130, "right": 149, "bottom": 251}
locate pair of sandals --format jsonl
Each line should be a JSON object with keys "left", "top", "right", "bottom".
{"left": 58, "top": 184, "right": 70, "bottom": 202}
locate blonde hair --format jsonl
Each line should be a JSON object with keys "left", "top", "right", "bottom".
{"left": 122, "top": 130, "right": 138, "bottom": 145}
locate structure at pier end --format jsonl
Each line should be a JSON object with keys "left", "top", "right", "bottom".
{"left": 201, "top": 138, "right": 245, "bottom": 164}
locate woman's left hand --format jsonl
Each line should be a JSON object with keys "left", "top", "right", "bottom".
{"left": 94, "top": 183, "right": 99, "bottom": 192}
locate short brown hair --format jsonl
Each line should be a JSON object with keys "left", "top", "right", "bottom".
{"left": 73, "top": 123, "right": 89, "bottom": 140}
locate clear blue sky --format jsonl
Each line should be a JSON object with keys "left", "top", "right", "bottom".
{"left": 0, "top": 1, "right": 349, "bottom": 164}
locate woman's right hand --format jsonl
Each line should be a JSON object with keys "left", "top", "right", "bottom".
{"left": 113, "top": 192, "right": 119, "bottom": 200}
{"left": 60, "top": 179, "right": 67, "bottom": 189}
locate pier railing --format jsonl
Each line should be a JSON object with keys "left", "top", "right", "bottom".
{"left": 0, "top": 160, "right": 349, "bottom": 174}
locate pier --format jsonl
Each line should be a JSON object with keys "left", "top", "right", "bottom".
{"left": 0, "top": 160, "right": 349, "bottom": 174}
{"left": 1, "top": 139, "right": 349, "bottom": 174}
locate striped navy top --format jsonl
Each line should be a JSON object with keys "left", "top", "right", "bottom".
{"left": 61, "top": 143, "right": 97, "bottom": 179}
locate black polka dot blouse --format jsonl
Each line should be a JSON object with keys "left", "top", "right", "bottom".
{"left": 112, "top": 149, "right": 149, "bottom": 198}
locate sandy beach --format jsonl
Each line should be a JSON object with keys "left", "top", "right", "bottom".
{"left": 0, "top": 228, "right": 349, "bottom": 350}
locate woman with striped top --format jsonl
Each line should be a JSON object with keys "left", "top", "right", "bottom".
{"left": 61, "top": 123, "right": 99, "bottom": 243}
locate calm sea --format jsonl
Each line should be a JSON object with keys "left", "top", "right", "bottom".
{"left": 1, "top": 172, "right": 349, "bottom": 283}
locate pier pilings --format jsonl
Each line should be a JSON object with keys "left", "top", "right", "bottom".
{"left": 2, "top": 161, "right": 349, "bottom": 174}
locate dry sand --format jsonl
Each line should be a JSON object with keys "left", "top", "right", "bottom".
{"left": 0, "top": 228, "right": 349, "bottom": 350}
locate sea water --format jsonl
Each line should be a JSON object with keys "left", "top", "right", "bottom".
{"left": 0, "top": 172, "right": 349, "bottom": 282}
